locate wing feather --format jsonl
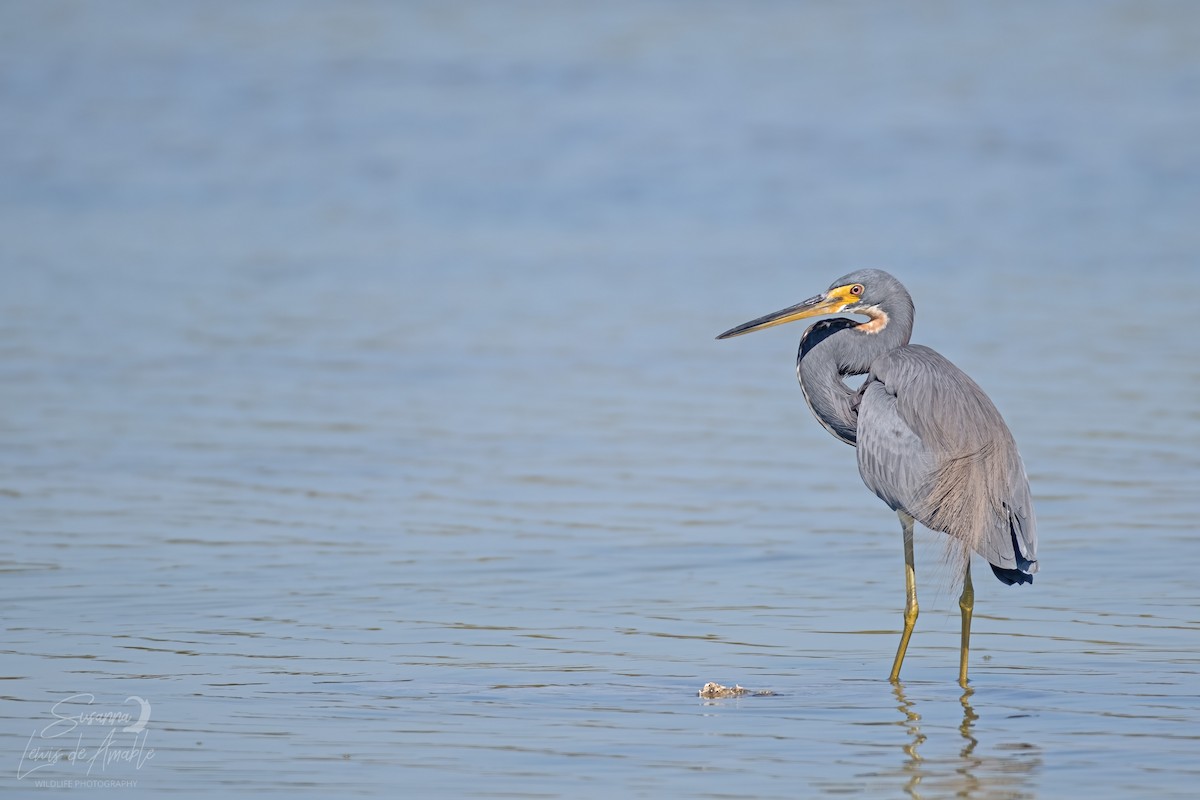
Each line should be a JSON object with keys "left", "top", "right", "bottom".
{"left": 857, "top": 345, "right": 1038, "bottom": 578}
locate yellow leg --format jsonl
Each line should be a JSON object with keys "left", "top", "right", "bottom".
{"left": 958, "top": 560, "right": 974, "bottom": 687}
{"left": 889, "top": 513, "right": 919, "bottom": 683}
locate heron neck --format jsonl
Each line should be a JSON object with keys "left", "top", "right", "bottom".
{"left": 796, "top": 311, "right": 913, "bottom": 446}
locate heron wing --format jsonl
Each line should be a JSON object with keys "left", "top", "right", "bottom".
{"left": 855, "top": 379, "right": 933, "bottom": 519}
{"left": 860, "top": 345, "right": 1038, "bottom": 577}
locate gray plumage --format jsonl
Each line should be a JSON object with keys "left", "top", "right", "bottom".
{"left": 803, "top": 270, "right": 1036, "bottom": 583}
{"left": 716, "top": 269, "right": 1038, "bottom": 682}
{"left": 718, "top": 267, "right": 1038, "bottom": 585}
{"left": 856, "top": 345, "right": 1037, "bottom": 580}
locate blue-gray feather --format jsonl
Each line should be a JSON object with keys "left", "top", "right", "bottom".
{"left": 859, "top": 346, "right": 1038, "bottom": 582}
{"left": 794, "top": 269, "right": 1038, "bottom": 584}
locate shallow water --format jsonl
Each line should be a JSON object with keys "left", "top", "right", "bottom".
{"left": 2, "top": 1, "right": 1199, "bottom": 797}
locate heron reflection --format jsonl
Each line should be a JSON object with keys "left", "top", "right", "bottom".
{"left": 892, "top": 682, "right": 1040, "bottom": 799}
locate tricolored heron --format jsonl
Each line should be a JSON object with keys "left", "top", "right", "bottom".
{"left": 717, "top": 269, "right": 1037, "bottom": 685}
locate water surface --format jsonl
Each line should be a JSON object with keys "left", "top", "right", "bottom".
{"left": 1, "top": 2, "right": 1198, "bottom": 797}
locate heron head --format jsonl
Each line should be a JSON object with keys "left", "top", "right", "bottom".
{"left": 716, "top": 269, "right": 909, "bottom": 340}
{"left": 827, "top": 269, "right": 909, "bottom": 314}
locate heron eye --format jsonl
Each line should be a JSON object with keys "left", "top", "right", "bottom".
{"left": 850, "top": 284, "right": 864, "bottom": 296}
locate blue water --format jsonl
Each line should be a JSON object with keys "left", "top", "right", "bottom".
{"left": 2, "top": 1, "right": 1198, "bottom": 797}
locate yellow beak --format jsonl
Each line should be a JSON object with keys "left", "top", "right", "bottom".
{"left": 716, "top": 286, "right": 857, "bottom": 340}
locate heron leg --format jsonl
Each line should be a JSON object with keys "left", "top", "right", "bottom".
{"left": 958, "top": 560, "right": 975, "bottom": 687}
{"left": 889, "top": 512, "right": 919, "bottom": 683}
